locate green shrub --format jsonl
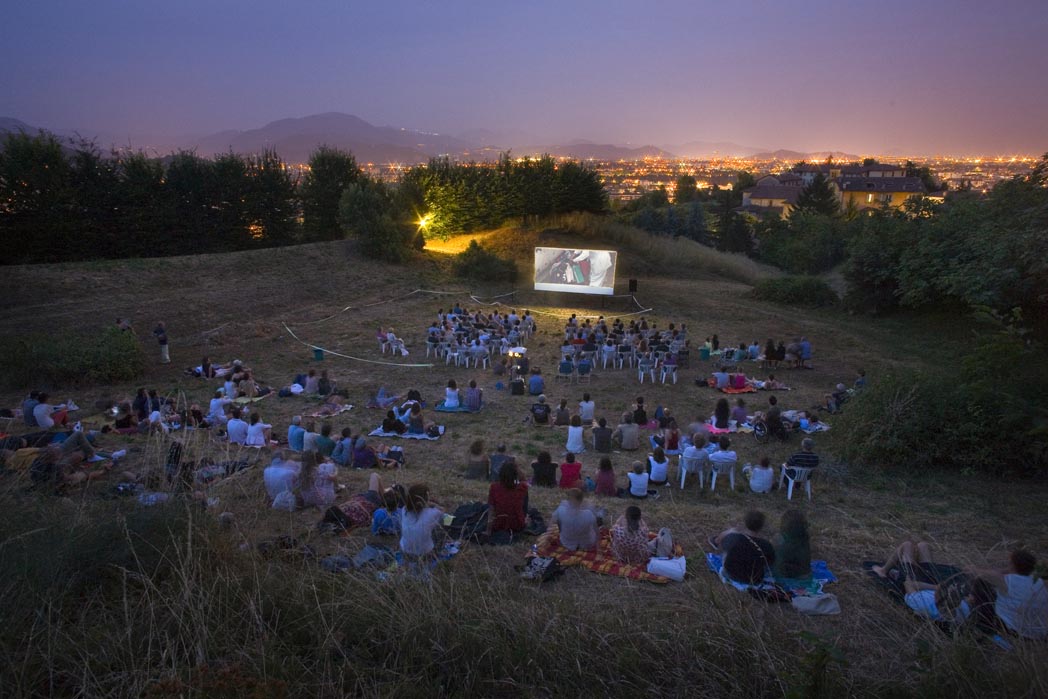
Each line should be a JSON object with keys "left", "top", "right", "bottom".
{"left": 452, "top": 239, "right": 518, "bottom": 282}
{"left": 834, "top": 332, "right": 1048, "bottom": 475}
{"left": 752, "top": 276, "right": 838, "bottom": 307}
{"left": 0, "top": 325, "right": 146, "bottom": 389}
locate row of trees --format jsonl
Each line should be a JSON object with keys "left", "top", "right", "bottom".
{"left": 0, "top": 132, "right": 608, "bottom": 264}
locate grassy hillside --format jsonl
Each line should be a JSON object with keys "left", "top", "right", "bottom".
{"left": 0, "top": 223, "right": 1045, "bottom": 698}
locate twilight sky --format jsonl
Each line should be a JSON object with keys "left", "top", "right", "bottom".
{"left": 2, "top": 0, "right": 1046, "bottom": 155}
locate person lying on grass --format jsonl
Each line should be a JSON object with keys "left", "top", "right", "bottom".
{"left": 319, "top": 472, "right": 405, "bottom": 532}
{"left": 28, "top": 441, "right": 110, "bottom": 494}
{"left": 873, "top": 540, "right": 969, "bottom": 623}
{"left": 351, "top": 437, "right": 398, "bottom": 470}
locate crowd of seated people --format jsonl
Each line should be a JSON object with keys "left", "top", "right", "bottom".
{"left": 424, "top": 305, "right": 535, "bottom": 365}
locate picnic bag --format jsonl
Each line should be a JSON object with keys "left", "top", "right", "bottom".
{"left": 647, "top": 556, "right": 687, "bottom": 582}
{"left": 653, "top": 527, "right": 674, "bottom": 558}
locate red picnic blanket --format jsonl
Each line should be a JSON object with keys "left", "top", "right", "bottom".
{"left": 536, "top": 526, "right": 684, "bottom": 584}
{"left": 720, "top": 386, "right": 756, "bottom": 394}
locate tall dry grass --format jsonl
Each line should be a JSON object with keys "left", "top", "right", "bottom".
{"left": 0, "top": 476, "right": 1045, "bottom": 699}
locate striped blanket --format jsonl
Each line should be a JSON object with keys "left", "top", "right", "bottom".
{"left": 536, "top": 526, "right": 684, "bottom": 584}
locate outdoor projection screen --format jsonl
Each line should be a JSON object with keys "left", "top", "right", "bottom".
{"left": 533, "top": 247, "right": 618, "bottom": 296}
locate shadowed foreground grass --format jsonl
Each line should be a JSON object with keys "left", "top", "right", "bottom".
{"left": 0, "top": 495, "right": 1044, "bottom": 699}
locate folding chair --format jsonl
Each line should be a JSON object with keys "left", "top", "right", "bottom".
{"left": 709, "top": 457, "right": 736, "bottom": 491}
{"left": 779, "top": 466, "right": 814, "bottom": 501}
{"left": 576, "top": 359, "right": 593, "bottom": 384}
{"left": 556, "top": 359, "right": 576, "bottom": 383}
{"left": 679, "top": 454, "right": 704, "bottom": 490}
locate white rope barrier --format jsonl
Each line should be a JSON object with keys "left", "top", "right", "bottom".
{"left": 282, "top": 323, "right": 436, "bottom": 368}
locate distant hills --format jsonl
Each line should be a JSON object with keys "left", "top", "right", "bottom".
{"left": 1, "top": 112, "right": 860, "bottom": 164}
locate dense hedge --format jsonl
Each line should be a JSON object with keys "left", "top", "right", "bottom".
{"left": 0, "top": 326, "right": 146, "bottom": 389}
{"left": 751, "top": 276, "right": 838, "bottom": 307}
{"left": 451, "top": 240, "right": 518, "bottom": 282}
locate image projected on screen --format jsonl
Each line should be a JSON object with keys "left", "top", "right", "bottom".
{"left": 534, "top": 247, "right": 618, "bottom": 296}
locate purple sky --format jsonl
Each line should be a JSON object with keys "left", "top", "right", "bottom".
{"left": 2, "top": 0, "right": 1046, "bottom": 155}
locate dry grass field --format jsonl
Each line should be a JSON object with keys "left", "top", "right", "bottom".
{"left": 0, "top": 227, "right": 1045, "bottom": 698}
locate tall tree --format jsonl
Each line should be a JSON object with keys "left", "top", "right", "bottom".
{"left": 0, "top": 131, "right": 74, "bottom": 262}
{"left": 245, "top": 149, "right": 298, "bottom": 247}
{"left": 792, "top": 173, "right": 840, "bottom": 217}
{"left": 674, "top": 175, "right": 699, "bottom": 204}
{"left": 301, "top": 146, "right": 359, "bottom": 241}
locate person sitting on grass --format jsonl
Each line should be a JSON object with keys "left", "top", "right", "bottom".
{"left": 314, "top": 423, "right": 336, "bottom": 458}
{"left": 487, "top": 459, "right": 529, "bottom": 539}
{"left": 559, "top": 452, "right": 583, "bottom": 489}
{"left": 612, "top": 413, "right": 640, "bottom": 451}
{"left": 245, "top": 412, "right": 272, "bottom": 447}
{"left": 554, "top": 399, "right": 571, "bottom": 427}
{"left": 578, "top": 393, "right": 595, "bottom": 423}
{"left": 594, "top": 456, "right": 617, "bottom": 497}
{"left": 592, "top": 417, "right": 613, "bottom": 453}
{"left": 773, "top": 509, "right": 812, "bottom": 581}
{"left": 632, "top": 397, "right": 648, "bottom": 427}
{"left": 399, "top": 484, "right": 444, "bottom": 560}
{"left": 32, "top": 393, "right": 69, "bottom": 430}
{"left": 302, "top": 421, "right": 319, "bottom": 453}
{"left": 731, "top": 399, "right": 749, "bottom": 426}
{"left": 529, "top": 395, "right": 552, "bottom": 426}
{"left": 443, "top": 379, "right": 461, "bottom": 409}
{"left": 709, "top": 510, "right": 767, "bottom": 551}
{"left": 552, "top": 488, "right": 599, "bottom": 551}
{"left": 331, "top": 428, "right": 355, "bottom": 466}
{"left": 298, "top": 451, "right": 338, "bottom": 509}
{"left": 464, "top": 380, "right": 483, "bottom": 412}
{"left": 226, "top": 408, "right": 249, "bottom": 445}
{"left": 611, "top": 505, "right": 652, "bottom": 565}
{"left": 721, "top": 523, "right": 776, "bottom": 586}
{"left": 627, "top": 461, "right": 658, "bottom": 499}
{"left": 872, "top": 540, "right": 969, "bottom": 623}
{"left": 464, "top": 439, "right": 490, "bottom": 480}
{"left": 531, "top": 450, "right": 557, "bottom": 487}
{"left": 967, "top": 549, "right": 1048, "bottom": 639}
{"left": 313, "top": 393, "right": 348, "bottom": 417}
{"left": 743, "top": 456, "right": 775, "bottom": 494}
{"left": 565, "top": 414, "right": 586, "bottom": 454}
{"left": 113, "top": 402, "right": 138, "bottom": 434}
{"left": 647, "top": 446, "right": 670, "bottom": 486}
{"left": 712, "top": 397, "right": 731, "bottom": 429}
{"left": 528, "top": 368, "right": 545, "bottom": 396}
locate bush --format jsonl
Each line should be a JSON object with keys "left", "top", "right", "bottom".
{"left": 834, "top": 331, "right": 1048, "bottom": 476}
{"left": 0, "top": 326, "right": 146, "bottom": 389}
{"left": 452, "top": 240, "right": 518, "bottom": 282}
{"left": 752, "top": 276, "right": 838, "bottom": 307}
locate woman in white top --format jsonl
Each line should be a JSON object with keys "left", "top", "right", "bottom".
{"left": 578, "top": 393, "right": 596, "bottom": 423}
{"left": 647, "top": 446, "right": 670, "bottom": 485}
{"left": 565, "top": 414, "right": 586, "bottom": 454}
{"left": 628, "top": 461, "right": 655, "bottom": 499}
{"left": 552, "top": 488, "right": 598, "bottom": 551}
{"left": 399, "top": 484, "right": 444, "bottom": 557}
{"left": 443, "top": 379, "right": 461, "bottom": 409}
{"left": 245, "top": 412, "right": 272, "bottom": 447}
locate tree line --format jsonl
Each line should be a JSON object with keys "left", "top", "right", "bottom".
{"left": 0, "top": 132, "right": 607, "bottom": 264}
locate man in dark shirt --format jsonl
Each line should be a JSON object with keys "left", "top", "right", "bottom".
{"left": 591, "top": 417, "right": 613, "bottom": 453}
{"left": 721, "top": 532, "right": 776, "bottom": 585}
{"left": 764, "top": 395, "right": 785, "bottom": 440}
{"left": 784, "top": 438, "right": 819, "bottom": 480}
{"left": 529, "top": 395, "right": 551, "bottom": 426}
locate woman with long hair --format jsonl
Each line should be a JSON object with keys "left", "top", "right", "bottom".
{"left": 611, "top": 505, "right": 651, "bottom": 564}
{"left": 773, "top": 509, "right": 812, "bottom": 580}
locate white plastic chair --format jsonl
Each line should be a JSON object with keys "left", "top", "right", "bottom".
{"left": 661, "top": 364, "right": 678, "bottom": 384}
{"left": 709, "top": 457, "right": 736, "bottom": 491}
{"left": 637, "top": 358, "right": 655, "bottom": 383}
{"left": 471, "top": 348, "right": 490, "bottom": 369}
{"left": 679, "top": 454, "right": 705, "bottom": 490}
{"left": 779, "top": 466, "right": 814, "bottom": 501}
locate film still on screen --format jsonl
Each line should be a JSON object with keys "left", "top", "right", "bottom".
{"left": 533, "top": 247, "right": 618, "bottom": 296}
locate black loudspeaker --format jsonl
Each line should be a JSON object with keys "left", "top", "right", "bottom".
{"left": 511, "top": 379, "right": 525, "bottom": 395}
{"left": 628, "top": 279, "right": 638, "bottom": 293}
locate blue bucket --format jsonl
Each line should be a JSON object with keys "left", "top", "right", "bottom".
{"left": 313, "top": 348, "right": 324, "bottom": 361}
